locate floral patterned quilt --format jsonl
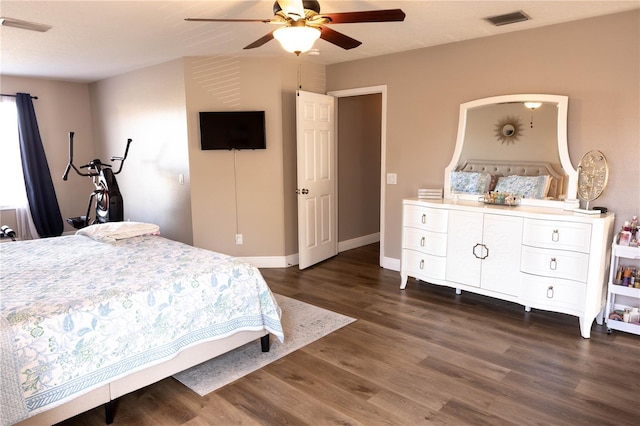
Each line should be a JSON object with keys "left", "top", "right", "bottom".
{"left": 0, "top": 234, "right": 283, "bottom": 425}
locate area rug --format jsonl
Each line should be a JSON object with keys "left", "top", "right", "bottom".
{"left": 173, "top": 294, "right": 356, "bottom": 396}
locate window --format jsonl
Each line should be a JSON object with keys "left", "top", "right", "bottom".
{"left": 0, "top": 96, "right": 28, "bottom": 208}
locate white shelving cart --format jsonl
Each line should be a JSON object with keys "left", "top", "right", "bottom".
{"left": 605, "top": 243, "right": 640, "bottom": 335}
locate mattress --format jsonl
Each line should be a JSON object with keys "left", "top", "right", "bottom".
{"left": 0, "top": 233, "right": 283, "bottom": 425}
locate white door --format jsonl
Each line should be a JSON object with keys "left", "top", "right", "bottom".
{"left": 296, "top": 90, "right": 337, "bottom": 269}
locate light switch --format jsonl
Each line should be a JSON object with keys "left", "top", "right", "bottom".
{"left": 386, "top": 173, "right": 397, "bottom": 185}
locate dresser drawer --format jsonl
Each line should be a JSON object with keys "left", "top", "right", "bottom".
{"left": 522, "top": 219, "right": 592, "bottom": 253}
{"left": 521, "top": 245, "right": 589, "bottom": 282}
{"left": 401, "top": 249, "right": 446, "bottom": 281}
{"left": 402, "top": 228, "right": 447, "bottom": 256}
{"left": 521, "top": 274, "right": 585, "bottom": 313}
{"left": 403, "top": 205, "right": 448, "bottom": 232}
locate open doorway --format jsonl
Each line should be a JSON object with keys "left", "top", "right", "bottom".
{"left": 330, "top": 86, "right": 386, "bottom": 267}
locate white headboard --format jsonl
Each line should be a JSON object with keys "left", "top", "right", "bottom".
{"left": 458, "top": 159, "right": 566, "bottom": 199}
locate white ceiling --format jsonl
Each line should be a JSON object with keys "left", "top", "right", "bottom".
{"left": 1, "top": 1, "right": 638, "bottom": 83}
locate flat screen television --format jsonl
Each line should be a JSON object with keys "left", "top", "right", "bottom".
{"left": 199, "top": 111, "right": 266, "bottom": 150}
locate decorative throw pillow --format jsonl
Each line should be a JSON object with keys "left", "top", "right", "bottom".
{"left": 450, "top": 171, "right": 492, "bottom": 194}
{"left": 494, "top": 175, "right": 551, "bottom": 199}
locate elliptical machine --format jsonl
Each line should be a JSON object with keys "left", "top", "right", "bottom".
{"left": 63, "top": 131, "right": 132, "bottom": 229}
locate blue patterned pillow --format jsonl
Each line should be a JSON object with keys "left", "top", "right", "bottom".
{"left": 450, "top": 171, "right": 492, "bottom": 194}
{"left": 494, "top": 175, "right": 551, "bottom": 199}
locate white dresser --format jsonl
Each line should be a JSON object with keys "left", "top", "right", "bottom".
{"left": 400, "top": 198, "right": 615, "bottom": 338}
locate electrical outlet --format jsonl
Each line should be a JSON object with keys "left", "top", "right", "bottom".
{"left": 235, "top": 234, "right": 243, "bottom": 245}
{"left": 386, "top": 173, "right": 397, "bottom": 184}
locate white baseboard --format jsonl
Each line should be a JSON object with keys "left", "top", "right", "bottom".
{"left": 237, "top": 256, "right": 292, "bottom": 268}
{"left": 338, "top": 232, "right": 380, "bottom": 253}
{"left": 382, "top": 256, "right": 400, "bottom": 272}
{"left": 241, "top": 233, "right": 382, "bottom": 269}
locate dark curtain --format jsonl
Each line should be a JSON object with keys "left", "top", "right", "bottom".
{"left": 16, "top": 93, "right": 64, "bottom": 237}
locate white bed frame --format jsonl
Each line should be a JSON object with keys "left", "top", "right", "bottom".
{"left": 16, "top": 330, "right": 268, "bottom": 425}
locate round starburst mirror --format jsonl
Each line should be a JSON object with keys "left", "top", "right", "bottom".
{"left": 494, "top": 116, "right": 523, "bottom": 145}
{"left": 577, "top": 150, "right": 608, "bottom": 211}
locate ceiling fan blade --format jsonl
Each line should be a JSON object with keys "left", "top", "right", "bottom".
{"left": 277, "top": 0, "right": 305, "bottom": 20}
{"left": 319, "top": 25, "right": 361, "bottom": 50}
{"left": 244, "top": 31, "right": 276, "bottom": 49}
{"left": 185, "top": 18, "right": 273, "bottom": 23}
{"left": 322, "top": 9, "right": 406, "bottom": 24}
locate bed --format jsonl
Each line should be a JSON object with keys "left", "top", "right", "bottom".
{"left": 0, "top": 222, "right": 284, "bottom": 426}
{"left": 456, "top": 159, "right": 566, "bottom": 199}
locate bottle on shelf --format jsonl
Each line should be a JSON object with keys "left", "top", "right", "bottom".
{"left": 615, "top": 265, "right": 624, "bottom": 284}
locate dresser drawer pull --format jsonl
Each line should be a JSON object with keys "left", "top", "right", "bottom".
{"left": 552, "top": 229, "right": 559, "bottom": 242}
{"left": 549, "top": 257, "right": 557, "bottom": 270}
{"left": 419, "top": 259, "right": 425, "bottom": 269}
{"left": 420, "top": 237, "right": 425, "bottom": 247}
{"left": 421, "top": 214, "right": 427, "bottom": 224}
{"left": 547, "top": 286, "right": 554, "bottom": 298}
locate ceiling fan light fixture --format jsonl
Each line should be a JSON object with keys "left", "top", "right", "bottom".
{"left": 0, "top": 16, "right": 52, "bottom": 32}
{"left": 273, "top": 25, "right": 321, "bottom": 55}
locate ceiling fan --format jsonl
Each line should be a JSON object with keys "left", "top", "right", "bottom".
{"left": 185, "top": 0, "right": 406, "bottom": 55}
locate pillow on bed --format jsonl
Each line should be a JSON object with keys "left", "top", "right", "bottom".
{"left": 494, "top": 175, "right": 551, "bottom": 199}
{"left": 76, "top": 222, "right": 160, "bottom": 243}
{"left": 450, "top": 171, "right": 492, "bottom": 194}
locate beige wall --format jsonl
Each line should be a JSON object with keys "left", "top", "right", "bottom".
{"left": 327, "top": 10, "right": 640, "bottom": 261}
{"left": 184, "top": 56, "right": 325, "bottom": 257}
{"left": 89, "top": 59, "right": 192, "bottom": 244}
{"left": 3, "top": 11, "right": 637, "bottom": 267}
{"left": 0, "top": 75, "right": 94, "bottom": 235}
{"left": 338, "top": 94, "right": 381, "bottom": 242}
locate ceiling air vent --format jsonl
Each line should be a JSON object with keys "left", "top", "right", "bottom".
{"left": 484, "top": 11, "right": 531, "bottom": 27}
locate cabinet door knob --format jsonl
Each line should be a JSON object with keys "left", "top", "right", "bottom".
{"left": 421, "top": 214, "right": 427, "bottom": 224}
{"left": 547, "top": 286, "right": 554, "bottom": 298}
{"left": 552, "top": 229, "right": 559, "bottom": 242}
{"left": 472, "top": 243, "right": 489, "bottom": 259}
{"left": 419, "top": 259, "right": 425, "bottom": 269}
{"left": 549, "top": 257, "right": 557, "bottom": 270}
{"left": 473, "top": 243, "right": 482, "bottom": 259}
{"left": 420, "top": 236, "right": 425, "bottom": 247}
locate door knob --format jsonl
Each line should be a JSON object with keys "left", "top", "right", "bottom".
{"left": 295, "top": 188, "right": 309, "bottom": 194}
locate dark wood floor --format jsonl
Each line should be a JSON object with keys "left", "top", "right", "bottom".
{"left": 60, "top": 243, "right": 639, "bottom": 425}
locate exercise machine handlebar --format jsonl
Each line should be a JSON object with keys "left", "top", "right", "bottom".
{"left": 62, "top": 131, "right": 132, "bottom": 181}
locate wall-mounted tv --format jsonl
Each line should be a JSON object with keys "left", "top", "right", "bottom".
{"left": 199, "top": 111, "right": 266, "bottom": 150}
